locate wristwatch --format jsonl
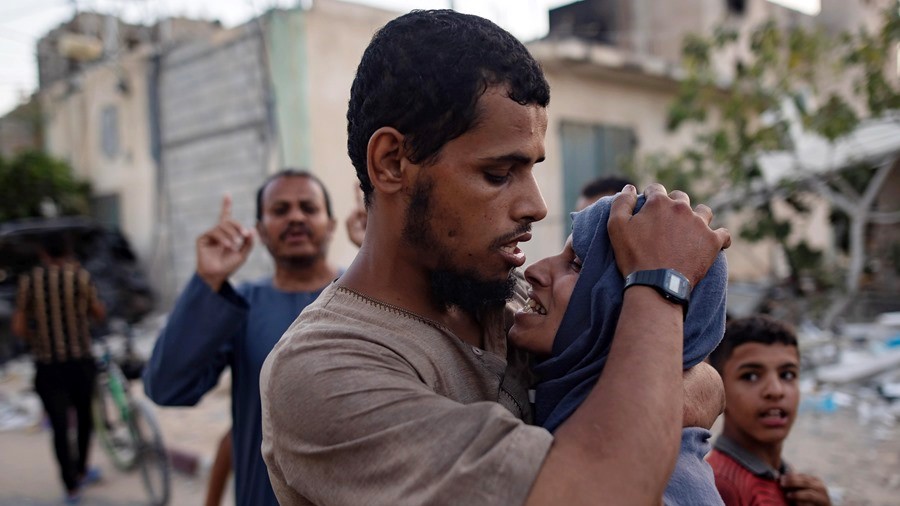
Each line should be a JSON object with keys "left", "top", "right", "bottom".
{"left": 623, "top": 269, "right": 691, "bottom": 318}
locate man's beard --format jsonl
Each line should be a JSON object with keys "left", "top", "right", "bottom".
{"left": 402, "top": 176, "right": 515, "bottom": 314}
{"left": 272, "top": 224, "right": 324, "bottom": 269}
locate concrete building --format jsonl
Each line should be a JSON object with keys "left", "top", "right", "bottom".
{"left": 35, "top": 3, "right": 397, "bottom": 304}
{"left": 37, "top": 13, "right": 229, "bottom": 302}
{"left": 529, "top": 0, "right": 898, "bottom": 293}
{"left": 153, "top": 1, "right": 398, "bottom": 301}
{"left": 34, "top": 0, "right": 897, "bottom": 311}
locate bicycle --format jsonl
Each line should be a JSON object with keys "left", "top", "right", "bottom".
{"left": 92, "top": 323, "right": 171, "bottom": 506}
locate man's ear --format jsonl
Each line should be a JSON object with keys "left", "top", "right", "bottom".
{"left": 366, "top": 127, "right": 406, "bottom": 196}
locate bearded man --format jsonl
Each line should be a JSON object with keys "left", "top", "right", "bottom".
{"left": 260, "top": 10, "right": 730, "bottom": 506}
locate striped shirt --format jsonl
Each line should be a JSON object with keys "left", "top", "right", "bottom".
{"left": 15, "top": 263, "right": 100, "bottom": 364}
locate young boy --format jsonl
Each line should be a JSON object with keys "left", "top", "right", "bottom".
{"left": 707, "top": 315, "right": 831, "bottom": 506}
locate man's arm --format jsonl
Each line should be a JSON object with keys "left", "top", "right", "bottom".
{"left": 87, "top": 281, "right": 106, "bottom": 322}
{"left": 527, "top": 184, "right": 731, "bottom": 505}
{"left": 142, "top": 275, "right": 244, "bottom": 405}
{"left": 11, "top": 275, "right": 30, "bottom": 338}
{"left": 144, "top": 195, "right": 254, "bottom": 406}
{"left": 11, "top": 309, "right": 26, "bottom": 338}
{"left": 683, "top": 362, "right": 725, "bottom": 429}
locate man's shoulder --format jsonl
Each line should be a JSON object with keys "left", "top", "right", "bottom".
{"left": 261, "top": 283, "right": 416, "bottom": 392}
{"left": 280, "top": 283, "right": 430, "bottom": 343}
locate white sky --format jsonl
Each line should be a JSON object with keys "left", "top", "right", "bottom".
{"left": 0, "top": 0, "right": 573, "bottom": 116}
{"left": 0, "top": 0, "right": 820, "bottom": 117}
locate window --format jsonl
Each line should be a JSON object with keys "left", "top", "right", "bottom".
{"left": 560, "top": 121, "right": 636, "bottom": 226}
{"left": 727, "top": 0, "right": 746, "bottom": 14}
{"left": 100, "top": 105, "right": 119, "bottom": 159}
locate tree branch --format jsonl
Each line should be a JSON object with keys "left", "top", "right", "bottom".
{"left": 861, "top": 157, "right": 897, "bottom": 205}
{"left": 807, "top": 176, "right": 856, "bottom": 214}
{"left": 828, "top": 173, "right": 861, "bottom": 202}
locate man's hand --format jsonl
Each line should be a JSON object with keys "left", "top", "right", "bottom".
{"left": 196, "top": 195, "right": 254, "bottom": 292}
{"left": 609, "top": 184, "right": 731, "bottom": 287}
{"left": 781, "top": 473, "right": 832, "bottom": 505}
{"left": 345, "top": 185, "right": 367, "bottom": 248}
{"left": 682, "top": 362, "right": 724, "bottom": 429}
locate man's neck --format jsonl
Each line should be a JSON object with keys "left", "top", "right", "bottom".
{"left": 272, "top": 258, "right": 338, "bottom": 292}
{"left": 340, "top": 247, "right": 485, "bottom": 348}
{"left": 443, "top": 306, "right": 484, "bottom": 348}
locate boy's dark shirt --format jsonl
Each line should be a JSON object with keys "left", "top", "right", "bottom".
{"left": 708, "top": 434, "right": 790, "bottom": 506}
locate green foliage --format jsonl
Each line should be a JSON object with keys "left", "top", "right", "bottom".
{"left": 639, "top": 1, "right": 899, "bottom": 301}
{"left": 739, "top": 206, "right": 792, "bottom": 242}
{"left": 0, "top": 151, "right": 91, "bottom": 221}
{"left": 804, "top": 95, "right": 859, "bottom": 141}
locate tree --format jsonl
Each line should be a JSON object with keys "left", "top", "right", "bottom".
{"left": 641, "top": 2, "right": 900, "bottom": 327}
{"left": 0, "top": 151, "right": 91, "bottom": 222}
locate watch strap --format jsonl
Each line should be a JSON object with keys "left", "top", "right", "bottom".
{"left": 623, "top": 268, "right": 691, "bottom": 319}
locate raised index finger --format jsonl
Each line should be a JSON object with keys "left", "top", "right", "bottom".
{"left": 219, "top": 194, "right": 233, "bottom": 223}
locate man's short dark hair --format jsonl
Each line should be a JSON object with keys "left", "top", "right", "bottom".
{"left": 40, "top": 232, "right": 70, "bottom": 259}
{"left": 580, "top": 175, "right": 634, "bottom": 200}
{"left": 347, "top": 9, "right": 551, "bottom": 206}
{"left": 255, "top": 169, "right": 333, "bottom": 221}
{"left": 709, "top": 314, "right": 799, "bottom": 373}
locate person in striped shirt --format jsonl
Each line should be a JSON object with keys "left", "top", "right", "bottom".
{"left": 12, "top": 232, "right": 106, "bottom": 504}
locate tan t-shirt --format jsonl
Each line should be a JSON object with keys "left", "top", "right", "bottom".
{"left": 260, "top": 281, "right": 554, "bottom": 506}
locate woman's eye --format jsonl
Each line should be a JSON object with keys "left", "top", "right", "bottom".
{"left": 570, "top": 257, "right": 583, "bottom": 273}
{"left": 781, "top": 371, "right": 797, "bottom": 381}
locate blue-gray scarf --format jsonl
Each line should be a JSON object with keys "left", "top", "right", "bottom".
{"left": 532, "top": 194, "right": 729, "bottom": 431}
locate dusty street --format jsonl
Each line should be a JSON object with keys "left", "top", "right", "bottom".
{"left": 0, "top": 356, "right": 232, "bottom": 506}
{"left": 779, "top": 397, "right": 900, "bottom": 506}
{"left": 1, "top": 342, "right": 898, "bottom": 505}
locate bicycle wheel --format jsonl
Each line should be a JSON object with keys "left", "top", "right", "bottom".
{"left": 92, "top": 369, "right": 139, "bottom": 470}
{"left": 129, "top": 398, "right": 171, "bottom": 506}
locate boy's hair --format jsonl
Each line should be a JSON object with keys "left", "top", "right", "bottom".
{"left": 346, "top": 9, "right": 550, "bottom": 207}
{"left": 709, "top": 314, "right": 799, "bottom": 373}
{"left": 255, "top": 169, "right": 333, "bottom": 221}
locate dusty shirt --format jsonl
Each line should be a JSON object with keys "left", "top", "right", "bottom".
{"left": 260, "top": 282, "right": 554, "bottom": 506}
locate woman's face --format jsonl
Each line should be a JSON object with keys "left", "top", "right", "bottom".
{"left": 508, "top": 235, "right": 582, "bottom": 356}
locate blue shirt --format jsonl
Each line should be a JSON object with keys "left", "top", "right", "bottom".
{"left": 143, "top": 274, "right": 328, "bottom": 506}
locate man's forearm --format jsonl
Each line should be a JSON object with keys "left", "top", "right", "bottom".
{"left": 11, "top": 310, "right": 26, "bottom": 338}
{"left": 143, "top": 274, "right": 244, "bottom": 405}
{"left": 527, "top": 288, "right": 683, "bottom": 505}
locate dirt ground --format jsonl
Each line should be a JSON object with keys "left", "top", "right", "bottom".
{"left": 3, "top": 342, "right": 899, "bottom": 505}
{"left": 777, "top": 408, "right": 900, "bottom": 506}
